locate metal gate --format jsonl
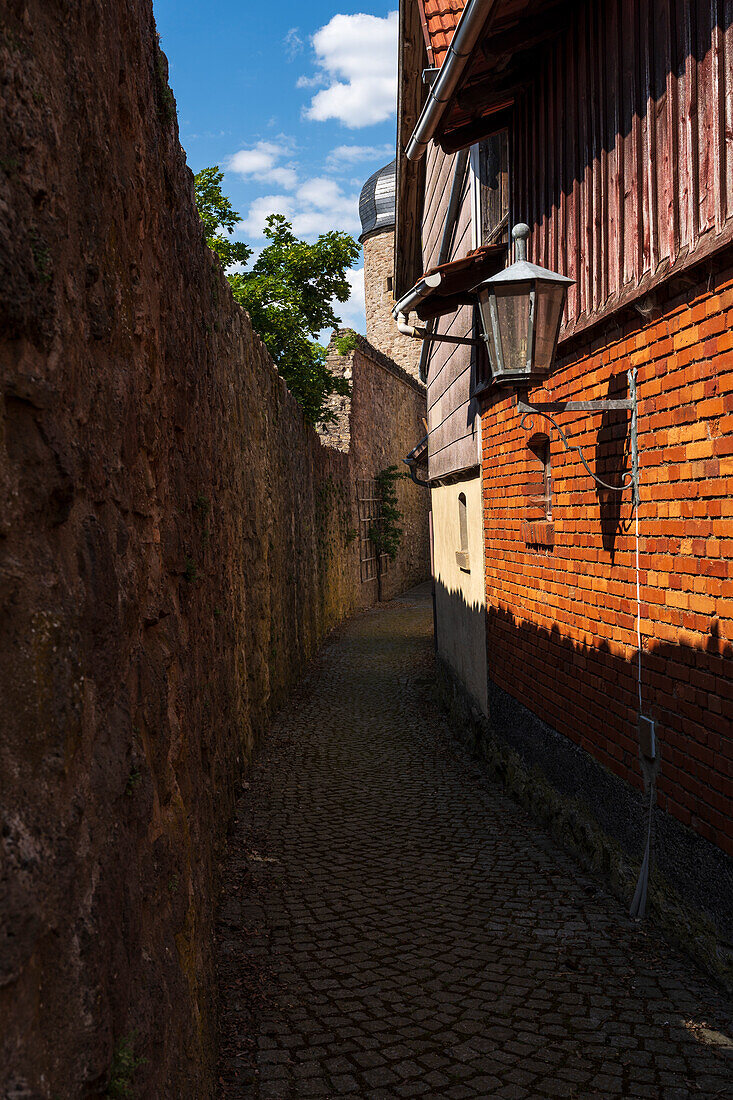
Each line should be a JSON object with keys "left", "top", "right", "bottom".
{"left": 357, "top": 478, "right": 389, "bottom": 584}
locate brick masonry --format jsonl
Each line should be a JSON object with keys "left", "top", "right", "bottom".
{"left": 479, "top": 263, "right": 733, "bottom": 864}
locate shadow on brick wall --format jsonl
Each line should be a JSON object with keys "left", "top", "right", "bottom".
{"left": 594, "top": 372, "right": 631, "bottom": 563}
{"left": 432, "top": 578, "right": 733, "bottom": 957}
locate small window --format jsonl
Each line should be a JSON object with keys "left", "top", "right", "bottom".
{"left": 477, "top": 129, "right": 509, "bottom": 246}
{"left": 528, "top": 435, "right": 552, "bottom": 520}
{"left": 455, "top": 492, "right": 470, "bottom": 572}
{"left": 384, "top": 275, "right": 394, "bottom": 295}
{"left": 523, "top": 434, "right": 554, "bottom": 548}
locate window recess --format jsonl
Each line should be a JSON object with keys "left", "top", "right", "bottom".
{"left": 455, "top": 491, "right": 470, "bottom": 572}
{"left": 471, "top": 129, "right": 510, "bottom": 249}
{"left": 471, "top": 128, "right": 510, "bottom": 388}
{"left": 522, "top": 433, "right": 554, "bottom": 548}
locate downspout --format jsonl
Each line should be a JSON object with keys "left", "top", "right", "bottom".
{"left": 406, "top": 0, "right": 500, "bottom": 161}
{"left": 393, "top": 281, "right": 477, "bottom": 345}
{"left": 404, "top": 435, "right": 430, "bottom": 488}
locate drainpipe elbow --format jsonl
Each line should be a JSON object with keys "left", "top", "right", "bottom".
{"left": 396, "top": 312, "right": 427, "bottom": 340}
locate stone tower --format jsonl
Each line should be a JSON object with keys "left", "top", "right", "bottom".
{"left": 358, "top": 161, "right": 421, "bottom": 379}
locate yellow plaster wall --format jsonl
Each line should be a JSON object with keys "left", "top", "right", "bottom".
{"left": 431, "top": 474, "right": 488, "bottom": 713}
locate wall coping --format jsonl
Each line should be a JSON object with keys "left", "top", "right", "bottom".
{"left": 329, "top": 330, "right": 426, "bottom": 398}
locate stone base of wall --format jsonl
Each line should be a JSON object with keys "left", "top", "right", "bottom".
{"left": 434, "top": 659, "right": 733, "bottom": 992}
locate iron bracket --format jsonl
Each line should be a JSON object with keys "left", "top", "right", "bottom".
{"left": 423, "top": 331, "right": 479, "bottom": 347}
{"left": 516, "top": 367, "right": 639, "bottom": 505}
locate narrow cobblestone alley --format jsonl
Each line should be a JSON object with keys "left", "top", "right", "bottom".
{"left": 217, "top": 586, "right": 732, "bottom": 1100}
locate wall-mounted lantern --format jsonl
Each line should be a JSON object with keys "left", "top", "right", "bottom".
{"left": 391, "top": 220, "right": 637, "bottom": 503}
{"left": 472, "top": 223, "right": 574, "bottom": 386}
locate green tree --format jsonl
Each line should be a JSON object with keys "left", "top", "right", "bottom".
{"left": 193, "top": 167, "right": 252, "bottom": 270}
{"left": 193, "top": 167, "right": 360, "bottom": 425}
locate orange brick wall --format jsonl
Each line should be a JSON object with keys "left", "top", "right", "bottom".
{"left": 480, "top": 264, "right": 733, "bottom": 858}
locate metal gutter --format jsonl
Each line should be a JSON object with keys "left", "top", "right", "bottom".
{"left": 405, "top": 0, "right": 500, "bottom": 162}
{"left": 392, "top": 272, "right": 442, "bottom": 323}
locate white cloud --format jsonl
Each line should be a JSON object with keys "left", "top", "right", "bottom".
{"left": 296, "top": 73, "right": 326, "bottom": 89}
{"left": 327, "top": 143, "right": 394, "bottom": 168}
{"left": 319, "top": 267, "right": 366, "bottom": 343}
{"left": 227, "top": 142, "right": 298, "bottom": 191}
{"left": 284, "top": 27, "right": 303, "bottom": 60}
{"left": 238, "top": 194, "right": 296, "bottom": 239}
{"left": 303, "top": 11, "right": 398, "bottom": 128}
{"left": 336, "top": 266, "right": 366, "bottom": 331}
{"left": 268, "top": 166, "right": 299, "bottom": 189}
{"left": 228, "top": 142, "right": 281, "bottom": 175}
{"left": 239, "top": 176, "right": 361, "bottom": 240}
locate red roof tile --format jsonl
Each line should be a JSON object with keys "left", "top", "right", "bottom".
{"left": 419, "top": 0, "right": 467, "bottom": 68}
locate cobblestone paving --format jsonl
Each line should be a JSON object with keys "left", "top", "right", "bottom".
{"left": 217, "top": 585, "right": 733, "bottom": 1099}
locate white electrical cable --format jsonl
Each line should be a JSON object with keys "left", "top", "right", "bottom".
{"left": 635, "top": 501, "right": 643, "bottom": 714}
{"left": 629, "top": 379, "right": 655, "bottom": 920}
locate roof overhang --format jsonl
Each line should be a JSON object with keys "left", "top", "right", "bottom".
{"left": 406, "top": 0, "right": 569, "bottom": 159}
{"left": 393, "top": 244, "right": 507, "bottom": 323}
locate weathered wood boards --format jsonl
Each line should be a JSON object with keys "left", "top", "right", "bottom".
{"left": 511, "top": 0, "right": 733, "bottom": 341}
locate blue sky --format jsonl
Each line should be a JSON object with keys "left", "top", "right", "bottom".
{"left": 153, "top": 1, "right": 399, "bottom": 331}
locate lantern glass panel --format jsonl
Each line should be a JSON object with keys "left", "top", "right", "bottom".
{"left": 477, "top": 287, "right": 501, "bottom": 375}
{"left": 533, "top": 282, "right": 567, "bottom": 374}
{"left": 494, "top": 282, "right": 532, "bottom": 378}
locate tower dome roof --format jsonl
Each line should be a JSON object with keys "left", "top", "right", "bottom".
{"left": 358, "top": 159, "right": 396, "bottom": 242}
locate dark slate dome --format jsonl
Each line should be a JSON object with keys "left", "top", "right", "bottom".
{"left": 358, "top": 159, "right": 396, "bottom": 242}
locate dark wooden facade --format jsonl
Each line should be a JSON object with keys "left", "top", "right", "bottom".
{"left": 422, "top": 144, "right": 478, "bottom": 480}
{"left": 410, "top": 0, "right": 733, "bottom": 476}
{"left": 507, "top": 0, "right": 733, "bottom": 340}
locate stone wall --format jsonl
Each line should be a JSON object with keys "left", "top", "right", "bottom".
{"left": 0, "top": 2, "right": 428, "bottom": 1096}
{"left": 362, "top": 229, "right": 422, "bottom": 377}
{"left": 322, "top": 334, "right": 430, "bottom": 603}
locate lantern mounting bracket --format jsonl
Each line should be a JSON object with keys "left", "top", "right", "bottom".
{"left": 516, "top": 367, "right": 639, "bottom": 505}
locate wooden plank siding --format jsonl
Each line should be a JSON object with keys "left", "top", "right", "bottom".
{"left": 423, "top": 143, "right": 480, "bottom": 480}
{"left": 423, "top": 0, "right": 732, "bottom": 478}
{"left": 510, "top": 0, "right": 733, "bottom": 341}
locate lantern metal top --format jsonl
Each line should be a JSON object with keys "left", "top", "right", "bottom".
{"left": 476, "top": 224, "right": 575, "bottom": 290}
{"left": 471, "top": 222, "right": 575, "bottom": 388}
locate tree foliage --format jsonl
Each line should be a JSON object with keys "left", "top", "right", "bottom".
{"left": 193, "top": 167, "right": 252, "bottom": 270}
{"left": 193, "top": 166, "right": 360, "bottom": 425}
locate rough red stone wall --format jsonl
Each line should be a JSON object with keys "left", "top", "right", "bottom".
{"left": 0, "top": 2, "right": 425, "bottom": 1096}
{"left": 480, "top": 265, "right": 733, "bottom": 858}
